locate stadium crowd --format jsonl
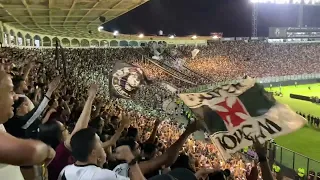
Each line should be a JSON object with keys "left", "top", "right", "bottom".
{"left": 180, "top": 41, "right": 320, "bottom": 82}
{"left": 1, "top": 40, "right": 317, "bottom": 180}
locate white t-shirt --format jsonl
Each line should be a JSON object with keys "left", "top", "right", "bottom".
{"left": 0, "top": 125, "right": 24, "bottom": 180}
{"left": 59, "top": 164, "right": 129, "bottom": 180}
{"left": 113, "top": 162, "right": 162, "bottom": 178}
{"left": 113, "top": 163, "right": 129, "bottom": 177}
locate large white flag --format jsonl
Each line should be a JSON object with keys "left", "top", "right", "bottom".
{"left": 178, "top": 77, "right": 307, "bottom": 160}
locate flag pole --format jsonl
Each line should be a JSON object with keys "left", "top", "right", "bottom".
{"left": 59, "top": 44, "right": 67, "bottom": 78}
{"left": 54, "top": 38, "right": 59, "bottom": 69}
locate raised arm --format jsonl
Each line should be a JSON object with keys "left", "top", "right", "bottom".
{"left": 22, "top": 61, "right": 33, "bottom": 81}
{"left": 144, "top": 119, "right": 161, "bottom": 144}
{"left": 102, "top": 126, "right": 124, "bottom": 149}
{"left": 26, "top": 75, "right": 60, "bottom": 112}
{"left": 65, "top": 84, "right": 98, "bottom": 148}
{"left": 133, "top": 120, "right": 200, "bottom": 175}
{"left": 254, "top": 140, "right": 274, "bottom": 180}
{"left": 61, "top": 99, "right": 71, "bottom": 115}
{"left": 21, "top": 76, "right": 61, "bottom": 129}
{"left": 0, "top": 131, "right": 55, "bottom": 166}
{"left": 41, "top": 108, "right": 56, "bottom": 124}
{"left": 102, "top": 112, "right": 131, "bottom": 149}
{"left": 116, "top": 145, "right": 145, "bottom": 180}
{"left": 32, "top": 88, "right": 42, "bottom": 106}
{"left": 91, "top": 100, "right": 104, "bottom": 119}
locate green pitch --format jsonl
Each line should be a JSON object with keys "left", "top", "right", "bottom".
{"left": 265, "top": 83, "right": 320, "bottom": 172}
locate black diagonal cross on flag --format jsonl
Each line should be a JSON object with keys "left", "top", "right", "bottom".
{"left": 179, "top": 77, "right": 306, "bottom": 160}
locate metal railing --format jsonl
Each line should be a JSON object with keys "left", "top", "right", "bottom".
{"left": 270, "top": 143, "right": 320, "bottom": 173}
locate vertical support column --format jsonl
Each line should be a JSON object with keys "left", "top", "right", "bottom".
{"left": 252, "top": 3, "right": 258, "bottom": 37}
{"left": 4, "top": 33, "right": 8, "bottom": 46}
{"left": 23, "top": 37, "right": 26, "bottom": 46}
{"left": 0, "top": 22, "right": 3, "bottom": 44}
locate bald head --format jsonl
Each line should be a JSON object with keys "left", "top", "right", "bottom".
{"left": 0, "top": 70, "right": 15, "bottom": 124}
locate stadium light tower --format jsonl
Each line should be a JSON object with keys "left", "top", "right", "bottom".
{"left": 251, "top": 2, "right": 258, "bottom": 37}
{"left": 249, "top": 0, "right": 318, "bottom": 37}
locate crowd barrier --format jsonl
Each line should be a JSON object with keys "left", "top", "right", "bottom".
{"left": 270, "top": 143, "right": 320, "bottom": 176}
{"left": 184, "top": 73, "right": 320, "bottom": 93}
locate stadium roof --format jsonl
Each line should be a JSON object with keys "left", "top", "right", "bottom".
{"left": 0, "top": 0, "right": 148, "bottom": 39}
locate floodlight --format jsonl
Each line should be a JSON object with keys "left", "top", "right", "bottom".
{"left": 138, "top": 33, "right": 144, "bottom": 38}
{"left": 191, "top": 35, "right": 197, "bottom": 39}
{"left": 98, "top": 26, "right": 103, "bottom": 32}
{"left": 275, "top": 0, "right": 290, "bottom": 4}
{"left": 169, "top": 35, "right": 175, "bottom": 39}
{"left": 212, "top": 35, "right": 218, "bottom": 39}
{"left": 113, "top": 30, "right": 119, "bottom": 36}
{"left": 292, "top": 0, "right": 302, "bottom": 4}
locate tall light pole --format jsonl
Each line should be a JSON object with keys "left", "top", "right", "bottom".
{"left": 251, "top": 3, "right": 258, "bottom": 37}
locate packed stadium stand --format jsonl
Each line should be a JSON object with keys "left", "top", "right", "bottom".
{"left": 0, "top": 0, "right": 319, "bottom": 180}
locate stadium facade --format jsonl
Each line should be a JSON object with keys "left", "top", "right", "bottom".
{"left": 0, "top": 22, "right": 209, "bottom": 47}
{"left": 0, "top": 0, "right": 211, "bottom": 48}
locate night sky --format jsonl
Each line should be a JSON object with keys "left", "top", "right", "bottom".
{"left": 104, "top": 0, "right": 320, "bottom": 37}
